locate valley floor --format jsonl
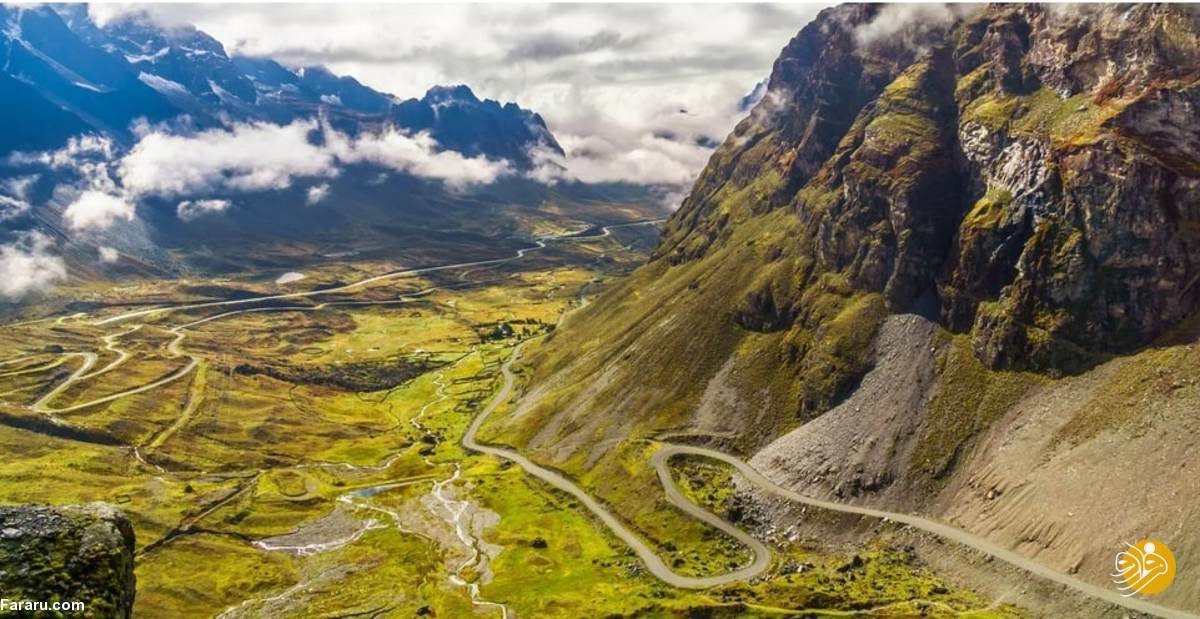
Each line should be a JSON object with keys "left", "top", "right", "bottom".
{"left": 0, "top": 221, "right": 1022, "bottom": 618}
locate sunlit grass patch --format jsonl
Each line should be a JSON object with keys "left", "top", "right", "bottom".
{"left": 474, "top": 458, "right": 694, "bottom": 617}
{"left": 576, "top": 441, "right": 755, "bottom": 578}
{"left": 135, "top": 533, "right": 297, "bottom": 618}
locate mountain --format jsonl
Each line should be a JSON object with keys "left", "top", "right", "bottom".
{"left": 0, "top": 4, "right": 180, "bottom": 148}
{"left": 483, "top": 4, "right": 1200, "bottom": 612}
{"left": 0, "top": 71, "right": 94, "bottom": 154}
{"left": 393, "top": 85, "right": 562, "bottom": 168}
{"left": 1, "top": 5, "right": 561, "bottom": 165}
{"left": 737, "top": 79, "right": 767, "bottom": 113}
{"left": 0, "top": 4, "right": 642, "bottom": 294}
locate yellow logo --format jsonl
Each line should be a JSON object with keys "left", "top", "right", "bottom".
{"left": 1113, "top": 539, "right": 1176, "bottom": 596}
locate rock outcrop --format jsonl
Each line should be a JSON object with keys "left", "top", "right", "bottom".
{"left": 0, "top": 503, "right": 136, "bottom": 618}
{"left": 484, "top": 4, "right": 1200, "bottom": 612}
{"left": 661, "top": 3, "right": 1200, "bottom": 373}
{"left": 492, "top": 3, "right": 1200, "bottom": 463}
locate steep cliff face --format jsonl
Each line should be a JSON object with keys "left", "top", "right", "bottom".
{"left": 480, "top": 6, "right": 1200, "bottom": 606}
{"left": 0, "top": 503, "right": 136, "bottom": 618}
{"left": 662, "top": 3, "right": 1200, "bottom": 372}
{"left": 489, "top": 4, "right": 1200, "bottom": 460}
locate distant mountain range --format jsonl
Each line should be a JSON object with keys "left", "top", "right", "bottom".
{"left": 0, "top": 4, "right": 669, "bottom": 297}
{"left": 0, "top": 4, "right": 562, "bottom": 166}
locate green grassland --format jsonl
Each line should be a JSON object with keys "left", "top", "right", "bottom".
{"left": 0, "top": 223, "right": 1020, "bottom": 617}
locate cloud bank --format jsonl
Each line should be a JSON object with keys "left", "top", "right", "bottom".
{"left": 0, "top": 233, "right": 67, "bottom": 301}
{"left": 120, "top": 121, "right": 335, "bottom": 197}
{"left": 176, "top": 199, "right": 232, "bottom": 222}
{"left": 530, "top": 132, "right": 713, "bottom": 187}
{"left": 64, "top": 190, "right": 136, "bottom": 231}
{"left": 328, "top": 128, "right": 510, "bottom": 190}
{"left": 17, "top": 119, "right": 510, "bottom": 232}
{"left": 91, "top": 3, "right": 830, "bottom": 200}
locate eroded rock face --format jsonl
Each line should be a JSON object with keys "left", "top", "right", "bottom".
{"left": 490, "top": 3, "right": 1200, "bottom": 487}
{"left": 0, "top": 503, "right": 135, "bottom": 618}
{"left": 658, "top": 3, "right": 1200, "bottom": 372}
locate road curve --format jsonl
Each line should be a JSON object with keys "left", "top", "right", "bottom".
{"left": 654, "top": 445, "right": 1198, "bottom": 619}
{"left": 462, "top": 341, "right": 769, "bottom": 588}
{"left": 30, "top": 352, "right": 97, "bottom": 412}
{"left": 93, "top": 219, "right": 666, "bottom": 327}
{"left": 25, "top": 219, "right": 666, "bottom": 413}
{"left": 32, "top": 294, "right": 445, "bottom": 415}
{"left": 465, "top": 327, "right": 1196, "bottom": 617}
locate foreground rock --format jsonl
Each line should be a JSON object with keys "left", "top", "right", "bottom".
{"left": 0, "top": 503, "right": 135, "bottom": 618}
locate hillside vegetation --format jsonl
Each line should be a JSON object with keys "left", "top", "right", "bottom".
{"left": 482, "top": 5, "right": 1200, "bottom": 612}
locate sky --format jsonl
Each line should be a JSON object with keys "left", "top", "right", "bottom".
{"left": 2, "top": 3, "right": 834, "bottom": 301}
{"left": 88, "top": 3, "right": 830, "bottom": 189}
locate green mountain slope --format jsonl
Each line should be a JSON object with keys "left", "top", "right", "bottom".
{"left": 482, "top": 4, "right": 1200, "bottom": 611}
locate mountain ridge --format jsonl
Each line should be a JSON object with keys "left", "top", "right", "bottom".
{"left": 483, "top": 4, "right": 1200, "bottom": 611}
{"left": 659, "top": 2, "right": 1200, "bottom": 371}
{"left": 0, "top": 3, "right": 666, "bottom": 306}
{"left": 1, "top": 4, "right": 561, "bottom": 166}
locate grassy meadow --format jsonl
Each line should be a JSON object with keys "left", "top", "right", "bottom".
{"left": 0, "top": 223, "right": 1021, "bottom": 617}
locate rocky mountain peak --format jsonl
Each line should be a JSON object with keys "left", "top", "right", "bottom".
{"left": 0, "top": 5, "right": 565, "bottom": 168}
{"left": 423, "top": 83, "right": 480, "bottom": 105}
{"left": 657, "top": 2, "right": 1200, "bottom": 373}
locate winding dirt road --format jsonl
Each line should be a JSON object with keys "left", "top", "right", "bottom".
{"left": 461, "top": 341, "right": 770, "bottom": 589}
{"left": 652, "top": 445, "right": 1198, "bottom": 619}
{"left": 466, "top": 340, "right": 1199, "bottom": 617}
{"left": 15, "top": 217, "right": 1188, "bottom": 616}
{"left": 26, "top": 220, "right": 662, "bottom": 416}
{"left": 94, "top": 220, "right": 665, "bottom": 327}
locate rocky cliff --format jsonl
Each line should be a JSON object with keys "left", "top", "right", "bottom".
{"left": 0, "top": 503, "right": 136, "bottom": 618}
{"left": 492, "top": 1, "right": 1200, "bottom": 456}
{"left": 481, "top": 4, "right": 1200, "bottom": 612}
{"left": 662, "top": 3, "right": 1200, "bottom": 373}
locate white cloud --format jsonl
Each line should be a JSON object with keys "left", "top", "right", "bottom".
{"left": 98, "top": 246, "right": 120, "bottom": 263}
{"left": 0, "top": 232, "right": 67, "bottom": 301}
{"left": 119, "top": 120, "right": 336, "bottom": 197}
{"left": 8, "top": 135, "right": 115, "bottom": 170}
{"left": 0, "top": 195, "right": 30, "bottom": 222}
{"left": 3, "top": 175, "right": 37, "bottom": 195}
{"left": 64, "top": 190, "right": 136, "bottom": 231}
{"left": 530, "top": 132, "right": 713, "bottom": 188}
{"left": 853, "top": 4, "right": 977, "bottom": 49}
{"left": 329, "top": 128, "right": 509, "bottom": 190}
{"left": 0, "top": 175, "right": 38, "bottom": 221}
{"left": 176, "top": 199, "right": 232, "bottom": 222}
{"left": 89, "top": 3, "right": 830, "bottom": 190}
{"left": 305, "top": 183, "right": 330, "bottom": 205}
